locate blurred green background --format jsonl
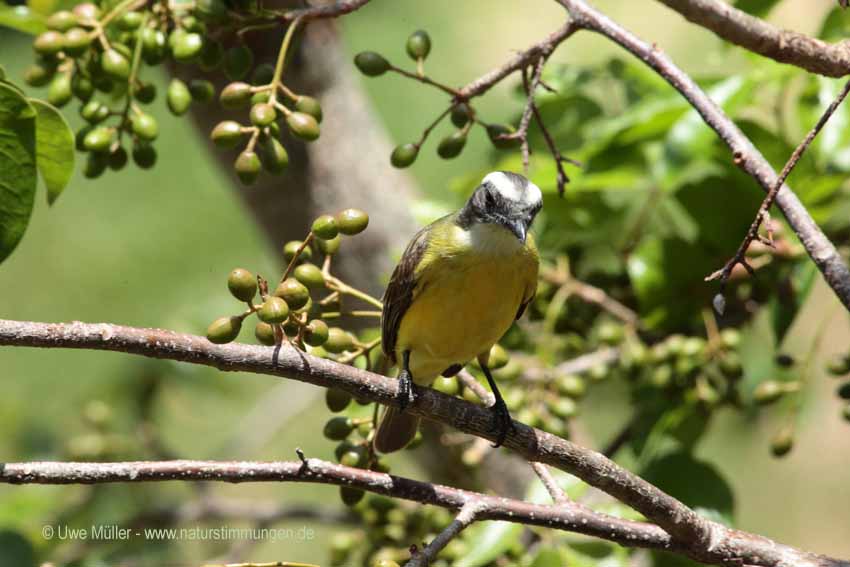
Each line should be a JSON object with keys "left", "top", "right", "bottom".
{"left": 1, "top": 0, "right": 849, "bottom": 565}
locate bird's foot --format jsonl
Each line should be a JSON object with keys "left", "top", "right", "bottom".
{"left": 397, "top": 369, "right": 417, "bottom": 412}
{"left": 489, "top": 398, "right": 516, "bottom": 448}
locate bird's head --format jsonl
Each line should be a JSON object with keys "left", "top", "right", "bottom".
{"left": 459, "top": 171, "right": 542, "bottom": 242}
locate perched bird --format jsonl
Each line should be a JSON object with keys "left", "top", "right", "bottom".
{"left": 375, "top": 171, "right": 542, "bottom": 453}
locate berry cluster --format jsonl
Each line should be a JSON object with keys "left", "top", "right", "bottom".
{"left": 353, "top": 30, "right": 520, "bottom": 169}
{"left": 206, "top": 208, "right": 373, "bottom": 352}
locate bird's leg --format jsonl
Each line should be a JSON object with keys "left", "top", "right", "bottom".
{"left": 480, "top": 362, "right": 516, "bottom": 447}
{"left": 397, "top": 350, "right": 416, "bottom": 412}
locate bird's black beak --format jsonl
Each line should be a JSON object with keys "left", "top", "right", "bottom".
{"left": 507, "top": 218, "right": 527, "bottom": 243}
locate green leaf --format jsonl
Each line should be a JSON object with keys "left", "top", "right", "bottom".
{"left": 30, "top": 98, "right": 75, "bottom": 204}
{"left": 819, "top": 8, "right": 849, "bottom": 41}
{"left": 641, "top": 451, "right": 735, "bottom": 524}
{"left": 0, "top": 83, "right": 38, "bottom": 265}
{"left": 454, "top": 521, "right": 523, "bottom": 567}
{"left": 530, "top": 548, "right": 563, "bottom": 567}
{"left": 734, "top": 0, "right": 781, "bottom": 16}
{"left": 0, "top": 530, "right": 36, "bottom": 567}
{"left": 0, "top": 5, "right": 46, "bottom": 35}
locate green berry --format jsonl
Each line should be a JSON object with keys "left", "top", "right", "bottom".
{"left": 250, "top": 63, "right": 274, "bottom": 86}
{"left": 131, "top": 112, "right": 159, "bottom": 141}
{"left": 340, "top": 448, "right": 365, "bottom": 468}
{"left": 340, "top": 486, "right": 364, "bottom": 506}
{"left": 770, "top": 426, "right": 794, "bottom": 458}
{"left": 549, "top": 397, "right": 577, "bottom": 419}
{"left": 141, "top": 28, "right": 167, "bottom": 64}
{"left": 24, "top": 64, "right": 54, "bottom": 87}
{"left": 199, "top": 41, "right": 224, "bottom": 71}
{"left": 486, "top": 123, "right": 521, "bottom": 149}
{"left": 250, "top": 103, "right": 276, "bottom": 127}
{"left": 173, "top": 32, "right": 203, "bottom": 62}
{"left": 80, "top": 101, "right": 106, "bottom": 124}
{"left": 294, "top": 263, "right": 325, "bottom": 289}
{"left": 437, "top": 130, "right": 467, "bottom": 159}
{"left": 117, "top": 11, "right": 143, "bottom": 31}
{"left": 72, "top": 3, "right": 99, "bottom": 21}
{"left": 336, "top": 208, "right": 369, "bottom": 235}
{"left": 234, "top": 150, "right": 261, "bottom": 185}
{"left": 354, "top": 51, "right": 390, "bottom": 76}
{"left": 753, "top": 381, "right": 784, "bottom": 406}
{"left": 224, "top": 45, "right": 254, "bottom": 80}
{"left": 259, "top": 136, "right": 289, "bottom": 174}
{"left": 83, "top": 126, "right": 114, "bottom": 152}
{"left": 406, "top": 30, "right": 431, "bottom": 60}
{"left": 63, "top": 28, "right": 91, "bottom": 56}
{"left": 33, "top": 31, "right": 65, "bottom": 55}
{"left": 294, "top": 95, "right": 323, "bottom": 123}
{"left": 47, "top": 72, "right": 72, "bottom": 107}
{"left": 206, "top": 316, "right": 242, "bottom": 344}
{"left": 433, "top": 376, "right": 459, "bottom": 396}
{"left": 316, "top": 235, "right": 341, "bottom": 255}
{"left": 108, "top": 146, "right": 128, "bottom": 170}
{"left": 557, "top": 374, "right": 586, "bottom": 399}
{"left": 132, "top": 141, "right": 157, "bottom": 169}
{"left": 324, "top": 327, "right": 354, "bottom": 354}
{"left": 258, "top": 296, "right": 290, "bottom": 324}
{"left": 311, "top": 215, "right": 338, "bottom": 240}
{"left": 451, "top": 103, "right": 472, "bottom": 127}
{"left": 487, "top": 344, "right": 509, "bottom": 369}
{"left": 390, "top": 143, "right": 418, "bottom": 168}
{"left": 101, "top": 49, "right": 130, "bottom": 79}
{"left": 326, "top": 388, "right": 352, "bottom": 412}
{"left": 275, "top": 278, "right": 310, "bottom": 310}
{"left": 227, "top": 268, "right": 256, "bottom": 301}
{"left": 209, "top": 122, "right": 243, "bottom": 149}
{"left": 166, "top": 79, "right": 192, "bottom": 115}
{"left": 71, "top": 74, "right": 94, "bottom": 101}
{"left": 826, "top": 354, "right": 850, "bottom": 376}
{"left": 196, "top": 0, "right": 227, "bottom": 23}
{"left": 250, "top": 90, "right": 270, "bottom": 105}
{"left": 305, "top": 319, "right": 330, "bottom": 347}
{"left": 47, "top": 10, "right": 77, "bottom": 32}
{"left": 837, "top": 382, "right": 850, "bottom": 400}
{"left": 219, "top": 81, "right": 252, "bottom": 109}
{"left": 134, "top": 82, "right": 156, "bottom": 104}
{"left": 83, "top": 152, "right": 108, "bottom": 178}
{"left": 254, "top": 322, "right": 276, "bottom": 346}
{"left": 286, "top": 112, "right": 320, "bottom": 141}
{"left": 283, "top": 240, "right": 312, "bottom": 263}
{"left": 324, "top": 416, "right": 354, "bottom": 440}
{"left": 188, "top": 79, "right": 215, "bottom": 103}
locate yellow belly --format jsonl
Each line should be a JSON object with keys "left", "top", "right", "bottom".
{"left": 396, "top": 248, "right": 533, "bottom": 385}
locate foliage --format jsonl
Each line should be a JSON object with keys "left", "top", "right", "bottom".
{"left": 3, "top": 1, "right": 850, "bottom": 566}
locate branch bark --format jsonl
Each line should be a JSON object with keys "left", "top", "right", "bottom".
{"left": 0, "top": 319, "right": 846, "bottom": 567}
{"left": 657, "top": 0, "right": 850, "bottom": 77}
{"left": 557, "top": 0, "right": 850, "bottom": 312}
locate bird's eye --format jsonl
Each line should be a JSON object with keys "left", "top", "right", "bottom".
{"left": 485, "top": 190, "right": 496, "bottom": 208}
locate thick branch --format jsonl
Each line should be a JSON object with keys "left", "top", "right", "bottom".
{"left": 282, "top": 0, "right": 371, "bottom": 22}
{"left": 559, "top": 0, "right": 850, "bottom": 312}
{"left": 0, "top": 319, "right": 846, "bottom": 566}
{"left": 657, "top": 0, "right": 850, "bottom": 77}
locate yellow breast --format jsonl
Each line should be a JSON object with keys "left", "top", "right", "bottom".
{"left": 396, "top": 222, "right": 538, "bottom": 384}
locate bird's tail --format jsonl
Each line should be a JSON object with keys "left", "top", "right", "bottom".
{"left": 374, "top": 406, "right": 420, "bottom": 453}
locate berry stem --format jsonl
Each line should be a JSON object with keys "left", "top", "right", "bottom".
{"left": 279, "top": 232, "right": 315, "bottom": 285}
{"left": 416, "top": 105, "right": 452, "bottom": 147}
{"left": 267, "top": 15, "right": 303, "bottom": 107}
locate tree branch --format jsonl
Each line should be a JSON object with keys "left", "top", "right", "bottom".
{"left": 557, "top": 0, "right": 850, "bottom": 312}
{"left": 407, "top": 501, "right": 483, "bottom": 567}
{"left": 281, "top": 0, "right": 372, "bottom": 22}
{"left": 656, "top": 0, "right": 850, "bottom": 78}
{"left": 0, "top": 319, "right": 847, "bottom": 566}
{"left": 706, "top": 78, "right": 850, "bottom": 289}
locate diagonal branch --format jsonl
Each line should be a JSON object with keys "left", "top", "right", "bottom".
{"left": 557, "top": 0, "right": 850, "bottom": 312}
{"left": 407, "top": 501, "right": 483, "bottom": 567}
{"left": 0, "top": 319, "right": 847, "bottom": 567}
{"left": 656, "top": 0, "right": 850, "bottom": 78}
{"left": 706, "top": 78, "right": 850, "bottom": 289}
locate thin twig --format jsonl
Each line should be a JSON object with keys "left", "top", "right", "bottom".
{"left": 407, "top": 502, "right": 483, "bottom": 567}
{"left": 531, "top": 462, "right": 569, "bottom": 505}
{"left": 457, "top": 369, "right": 495, "bottom": 406}
{"left": 706, "top": 78, "right": 850, "bottom": 289}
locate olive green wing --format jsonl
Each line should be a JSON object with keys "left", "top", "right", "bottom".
{"left": 381, "top": 226, "right": 431, "bottom": 363}
{"left": 516, "top": 234, "right": 540, "bottom": 320}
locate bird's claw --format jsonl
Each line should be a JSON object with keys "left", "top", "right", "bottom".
{"left": 489, "top": 398, "right": 516, "bottom": 448}
{"left": 397, "top": 369, "right": 417, "bottom": 412}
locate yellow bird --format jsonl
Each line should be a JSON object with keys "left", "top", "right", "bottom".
{"left": 374, "top": 171, "right": 542, "bottom": 453}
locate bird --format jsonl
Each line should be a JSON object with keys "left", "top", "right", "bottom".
{"left": 374, "top": 171, "right": 542, "bottom": 453}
